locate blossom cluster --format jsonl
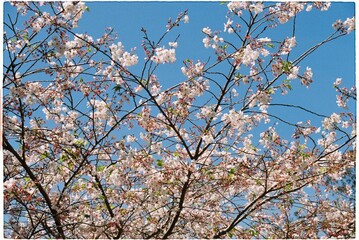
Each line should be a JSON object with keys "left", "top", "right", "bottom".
{"left": 223, "top": 18, "right": 234, "bottom": 34}
{"left": 3, "top": 1, "right": 355, "bottom": 239}
{"left": 202, "top": 27, "right": 224, "bottom": 49}
{"left": 150, "top": 46, "right": 176, "bottom": 64}
{"left": 266, "top": 2, "right": 331, "bottom": 26}
{"left": 232, "top": 43, "right": 272, "bottom": 68}
{"left": 221, "top": 109, "right": 251, "bottom": 134}
{"left": 269, "top": 2, "right": 305, "bottom": 24}
{"left": 280, "top": 37, "right": 296, "bottom": 55}
{"left": 333, "top": 78, "right": 356, "bottom": 108}
{"left": 48, "top": 34, "right": 93, "bottom": 59}
{"left": 6, "top": 37, "right": 28, "bottom": 54}
{"left": 241, "top": 45, "right": 260, "bottom": 66}
{"left": 227, "top": 2, "right": 264, "bottom": 16}
{"left": 181, "top": 60, "right": 204, "bottom": 78}
{"left": 11, "top": 1, "right": 87, "bottom": 29}
{"left": 332, "top": 17, "right": 355, "bottom": 33}
{"left": 87, "top": 99, "right": 111, "bottom": 122}
{"left": 322, "top": 113, "right": 342, "bottom": 130}
{"left": 61, "top": 1, "right": 87, "bottom": 25}
{"left": 110, "top": 42, "right": 139, "bottom": 67}
{"left": 300, "top": 67, "right": 313, "bottom": 86}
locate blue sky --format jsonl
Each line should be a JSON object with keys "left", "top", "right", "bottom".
{"left": 3, "top": 1, "right": 355, "bottom": 139}
{"left": 1, "top": 2, "right": 356, "bottom": 237}
{"left": 76, "top": 1, "right": 355, "bottom": 100}
{"left": 75, "top": 1, "right": 355, "bottom": 135}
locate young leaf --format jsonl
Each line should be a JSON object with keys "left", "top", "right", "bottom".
{"left": 113, "top": 85, "right": 122, "bottom": 93}
{"left": 96, "top": 165, "right": 105, "bottom": 172}
{"left": 282, "top": 61, "right": 292, "bottom": 73}
{"left": 156, "top": 159, "right": 164, "bottom": 167}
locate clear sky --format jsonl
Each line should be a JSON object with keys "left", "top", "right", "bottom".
{"left": 2, "top": 0, "right": 356, "bottom": 233}
{"left": 73, "top": 1, "right": 355, "bottom": 135}
{"left": 1, "top": 2, "right": 356, "bottom": 237}
{"left": 3, "top": 1, "right": 355, "bottom": 138}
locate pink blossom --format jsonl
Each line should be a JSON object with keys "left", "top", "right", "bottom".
{"left": 183, "top": 15, "right": 189, "bottom": 23}
{"left": 281, "top": 37, "right": 296, "bottom": 55}
{"left": 343, "top": 17, "right": 355, "bottom": 33}
{"left": 151, "top": 47, "right": 176, "bottom": 64}
{"left": 169, "top": 41, "right": 178, "bottom": 48}
{"left": 249, "top": 2, "right": 264, "bottom": 14}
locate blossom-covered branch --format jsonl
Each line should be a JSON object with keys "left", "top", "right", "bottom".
{"left": 3, "top": 1, "right": 355, "bottom": 239}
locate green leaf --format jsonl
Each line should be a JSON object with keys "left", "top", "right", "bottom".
{"left": 266, "top": 43, "right": 275, "bottom": 48}
{"left": 250, "top": 144, "right": 257, "bottom": 151}
{"left": 300, "top": 152, "right": 310, "bottom": 158}
{"left": 156, "top": 159, "right": 164, "bottom": 167}
{"left": 113, "top": 85, "right": 122, "bottom": 93}
{"left": 173, "top": 152, "right": 180, "bottom": 157}
{"left": 249, "top": 229, "right": 258, "bottom": 237}
{"left": 68, "top": 161, "right": 74, "bottom": 169}
{"left": 40, "top": 152, "right": 49, "bottom": 159}
{"left": 47, "top": 51, "right": 56, "bottom": 57}
{"left": 97, "top": 165, "right": 105, "bottom": 172}
{"left": 284, "top": 183, "right": 292, "bottom": 192}
{"left": 85, "top": 7, "right": 90, "bottom": 12}
{"left": 268, "top": 88, "right": 275, "bottom": 95}
{"left": 282, "top": 61, "right": 292, "bottom": 73}
{"left": 299, "top": 144, "right": 306, "bottom": 151}
{"left": 205, "top": 170, "right": 212, "bottom": 176}
{"left": 228, "top": 169, "right": 235, "bottom": 179}
{"left": 235, "top": 73, "right": 243, "bottom": 79}
{"left": 282, "top": 80, "right": 292, "bottom": 90}
{"left": 167, "top": 107, "right": 176, "bottom": 114}
{"left": 74, "top": 140, "right": 87, "bottom": 147}
{"left": 59, "top": 154, "right": 68, "bottom": 162}
{"left": 88, "top": 46, "right": 92, "bottom": 52}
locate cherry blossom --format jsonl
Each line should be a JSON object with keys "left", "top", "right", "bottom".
{"left": 3, "top": 1, "right": 355, "bottom": 239}
{"left": 183, "top": 15, "right": 189, "bottom": 23}
{"left": 281, "top": 37, "right": 296, "bottom": 55}
{"left": 150, "top": 46, "right": 176, "bottom": 64}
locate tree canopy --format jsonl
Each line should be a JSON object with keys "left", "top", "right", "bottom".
{"left": 3, "top": 1, "right": 355, "bottom": 239}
